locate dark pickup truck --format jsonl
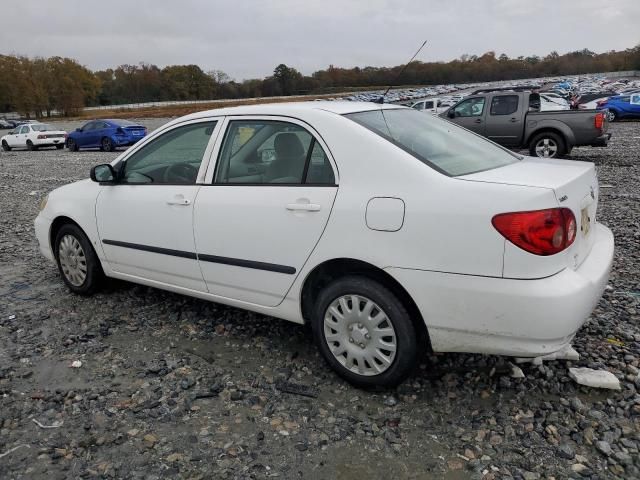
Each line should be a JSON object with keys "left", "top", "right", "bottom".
{"left": 440, "top": 89, "right": 611, "bottom": 158}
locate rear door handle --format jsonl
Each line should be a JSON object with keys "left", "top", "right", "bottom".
{"left": 286, "top": 203, "right": 321, "bottom": 212}
{"left": 474, "top": 119, "right": 482, "bottom": 123}
{"left": 167, "top": 195, "right": 191, "bottom": 206}
{"left": 509, "top": 118, "right": 518, "bottom": 122}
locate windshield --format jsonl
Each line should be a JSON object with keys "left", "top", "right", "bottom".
{"left": 31, "top": 124, "right": 57, "bottom": 132}
{"left": 345, "top": 108, "right": 520, "bottom": 176}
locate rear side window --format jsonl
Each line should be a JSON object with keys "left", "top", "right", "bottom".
{"left": 214, "top": 120, "right": 334, "bottom": 185}
{"left": 490, "top": 95, "right": 519, "bottom": 115}
{"left": 345, "top": 108, "right": 519, "bottom": 177}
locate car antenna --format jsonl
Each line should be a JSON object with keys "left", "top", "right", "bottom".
{"left": 374, "top": 40, "right": 428, "bottom": 104}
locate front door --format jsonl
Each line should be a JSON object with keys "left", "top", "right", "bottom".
{"left": 9, "top": 125, "right": 28, "bottom": 147}
{"left": 450, "top": 97, "right": 487, "bottom": 135}
{"left": 96, "top": 119, "right": 220, "bottom": 291}
{"left": 193, "top": 117, "right": 338, "bottom": 307}
{"left": 485, "top": 94, "right": 523, "bottom": 146}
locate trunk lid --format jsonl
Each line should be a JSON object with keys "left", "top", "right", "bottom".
{"left": 461, "top": 157, "right": 599, "bottom": 271}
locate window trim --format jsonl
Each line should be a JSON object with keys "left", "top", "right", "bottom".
{"left": 203, "top": 115, "right": 339, "bottom": 187}
{"left": 111, "top": 118, "right": 223, "bottom": 186}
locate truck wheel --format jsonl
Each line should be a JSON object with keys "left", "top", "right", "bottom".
{"left": 529, "top": 132, "right": 565, "bottom": 159}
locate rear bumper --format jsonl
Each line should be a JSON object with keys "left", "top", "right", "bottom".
{"left": 386, "top": 223, "right": 614, "bottom": 357}
{"left": 33, "top": 138, "right": 65, "bottom": 146}
{"left": 590, "top": 133, "right": 611, "bottom": 147}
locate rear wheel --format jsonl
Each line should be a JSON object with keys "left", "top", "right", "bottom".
{"left": 607, "top": 110, "right": 617, "bottom": 122}
{"left": 27, "top": 140, "right": 37, "bottom": 151}
{"left": 55, "top": 144, "right": 64, "bottom": 150}
{"left": 67, "top": 139, "right": 79, "bottom": 151}
{"left": 529, "top": 132, "right": 566, "bottom": 159}
{"left": 54, "top": 224, "right": 104, "bottom": 295}
{"left": 311, "top": 276, "right": 418, "bottom": 388}
{"left": 101, "top": 137, "right": 114, "bottom": 152}
{"left": 1, "top": 140, "right": 10, "bottom": 151}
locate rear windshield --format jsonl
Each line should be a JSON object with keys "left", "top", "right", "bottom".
{"left": 110, "top": 119, "right": 138, "bottom": 126}
{"left": 345, "top": 108, "right": 520, "bottom": 176}
{"left": 31, "top": 124, "right": 57, "bottom": 132}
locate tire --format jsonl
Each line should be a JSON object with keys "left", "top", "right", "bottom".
{"left": 101, "top": 137, "right": 114, "bottom": 152}
{"left": 529, "top": 131, "right": 566, "bottom": 159}
{"left": 607, "top": 110, "right": 617, "bottom": 122}
{"left": 67, "top": 139, "right": 79, "bottom": 151}
{"left": 26, "top": 140, "right": 37, "bottom": 151}
{"left": 311, "top": 276, "right": 418, "bottom": 389}
{"left": 1, "top": 140, "right": 10, "bottom": 151}
{"left": 54, "top": 223, "right": 104, "bottom": 295}
{"left": 55, "top": 144, "right": 64, "bottom": 150}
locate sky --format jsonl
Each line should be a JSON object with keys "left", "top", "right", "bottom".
{"left": 2, "top": 0, "right": 638, "bottom": 80}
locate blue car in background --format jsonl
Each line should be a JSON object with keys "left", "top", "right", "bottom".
{"left": 597, "top": 94, "right": 640, "bottom": 121}
{"left": 66, "top": 119, "right": 147, "bottom": 152}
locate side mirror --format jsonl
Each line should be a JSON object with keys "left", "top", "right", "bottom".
{"left": 90, "top": 164, "right": 116, "bottom": 183}
{"left": 447, "top": 109, "right": 456, "bottom": 118}
{"left": 76, "top": 128, "right": 82, "bottom": 132}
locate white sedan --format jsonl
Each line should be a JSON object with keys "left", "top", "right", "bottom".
{"left": 1, "top": 123, "right": 68, "bottom": 151}
{"left": 34, "top": 102, "right": 614, "bottom": 387}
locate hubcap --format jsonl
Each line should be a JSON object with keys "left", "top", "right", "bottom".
{"left": 323, "top": 294, "right": 397, "bottom": 376}
{"left": 58, "top": 234, "right": 87, "bottom": 286}
{"left": 535, "top": 138, "right": 558, "bottom": 158}
{"left": 607, "top": 111, "right": 615, "bottom": 121}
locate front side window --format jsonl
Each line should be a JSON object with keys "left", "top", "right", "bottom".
{"left": 453, "top": 97, "right": 485, "bottom": 117}
{"left": 490, "top": 95, "right": 519, "bottom": 116}
{"left": 82, "top": 122, "right": 96, "bottom": 132}
{"left": 413, "top": 102, "right": 424, "bottom": 111}
{"left": 19, "top": 126, "right": 28, "bottom": 134}
{"left": 345, "top": 108, "right": 519, "bottom": 177}
{"left": 214, "top": 120, "right": 334, "bottom": 185}
{"left": 121, "top": 121, "right": 216, "bottom": 184}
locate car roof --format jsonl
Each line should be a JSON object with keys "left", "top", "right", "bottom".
{"left": 172, "top": 101, "right": 405, "bottom": 123}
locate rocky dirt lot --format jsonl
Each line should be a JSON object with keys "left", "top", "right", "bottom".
{"left": 0, "top": 119, "right": 638, "bottom": 480}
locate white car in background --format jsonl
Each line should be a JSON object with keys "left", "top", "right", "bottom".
{"left": 410, "top": 98, "right": 449, "bottom": 115}
{"left": 1, "top": 123, "right": 68, "bottom": 151}
{"left": 34, "top": 102, "right": 614, "bottom": 388}
{"left": 540, "top": 94, "right": 570, "bottom": 111}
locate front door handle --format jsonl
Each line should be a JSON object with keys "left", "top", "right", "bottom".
{"left": 509, "top": 117, "right": 518, "bottom": 123}
{"left": 286, "top": 203, "right": 321, "bottom": 212}
{"left": 474, "top": 119, "right": 482, "bottom": 124}
{"left": 167, "top": 195, "right": 191, "bottom": 206}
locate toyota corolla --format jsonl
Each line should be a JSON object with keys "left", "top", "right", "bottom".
{"left": 34, "top": 102, "right": 614, "bottom": 388}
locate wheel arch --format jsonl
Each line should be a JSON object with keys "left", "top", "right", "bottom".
{"left": 49, "top": 216, "right": 84, "bottom": 256}
{"left": 300, "top": 258, "right": 431, "bottom": 351}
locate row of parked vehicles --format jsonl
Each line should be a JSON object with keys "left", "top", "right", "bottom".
{"left": 0, "top": 119, "right": 147, "bottom": 152}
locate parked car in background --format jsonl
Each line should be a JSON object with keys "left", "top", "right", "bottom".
{"left": 0, "top": 119, "right": 13, "bottom": 129}
{"left": 35, "top": 102, "right": 614, "bottom": 388}
{"left": 540, "top": 94, "right": 570, "bottom": 111}
{"left": 66, "top": 119, "right": 147, "bottom": 152}
{"left": 441, "top": 89, "right": 610, "bottom": 158}
{"left": 1, "top": 123, "right": 67, "bottom": 151}
{"left": 597, "top": 94, "right": 640, "bottom": 121}
{"left": 410, "top": 98, "right": 448, "bottom": 115}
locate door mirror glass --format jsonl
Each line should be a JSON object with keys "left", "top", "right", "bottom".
{"left": 90, "top": 164, "right": 116, "bottom": 183}
{"left": 447, "top": 109, "right": 455, "bottom": 118}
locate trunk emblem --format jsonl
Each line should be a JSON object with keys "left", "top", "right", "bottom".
{"left": 559, "top": 195, "right": 568, "bottom": 202}
{"left": 590, "top": 186, "right": 595, "bottom": 200}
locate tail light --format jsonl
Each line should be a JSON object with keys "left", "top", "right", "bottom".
{"left": 492, "top": 208, "right": 576, "bottom": 256}
{"left": 37, "top": 134, "right": 45, "bottom": 139}
{"left": 594, "top": 112, "right": 605, "bottom": 130}
{"left": 116, "top": 127, "right": 125, "bottom": 135}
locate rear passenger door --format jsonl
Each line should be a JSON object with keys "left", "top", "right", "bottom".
{"left": 485, "top": 94, "right": 523, "bottom": 146}
{"left": 193, "top": 116, "right": 338, "bottom": 307}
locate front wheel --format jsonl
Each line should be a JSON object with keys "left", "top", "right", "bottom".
{"left": 529, "top": 132, "right": 566, "bottom": 159}
{"left": 311, "top": 276, "right": 418, "bottom": 388}
{"left": 1, "top": 140, "right": 10, "bottom": 151}
{"left": 67, "top": 139, "right": 79, "bottom": 151}
{"left": 54, "top": 224, "right": 104, "bottom": 295}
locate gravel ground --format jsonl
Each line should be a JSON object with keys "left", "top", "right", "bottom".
{"left": 0, "top": 119, "right": 638, "bottom": 480}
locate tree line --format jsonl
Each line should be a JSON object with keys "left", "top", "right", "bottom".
{"left": 1, "top": 45, "right": 639, "bottom": 117}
